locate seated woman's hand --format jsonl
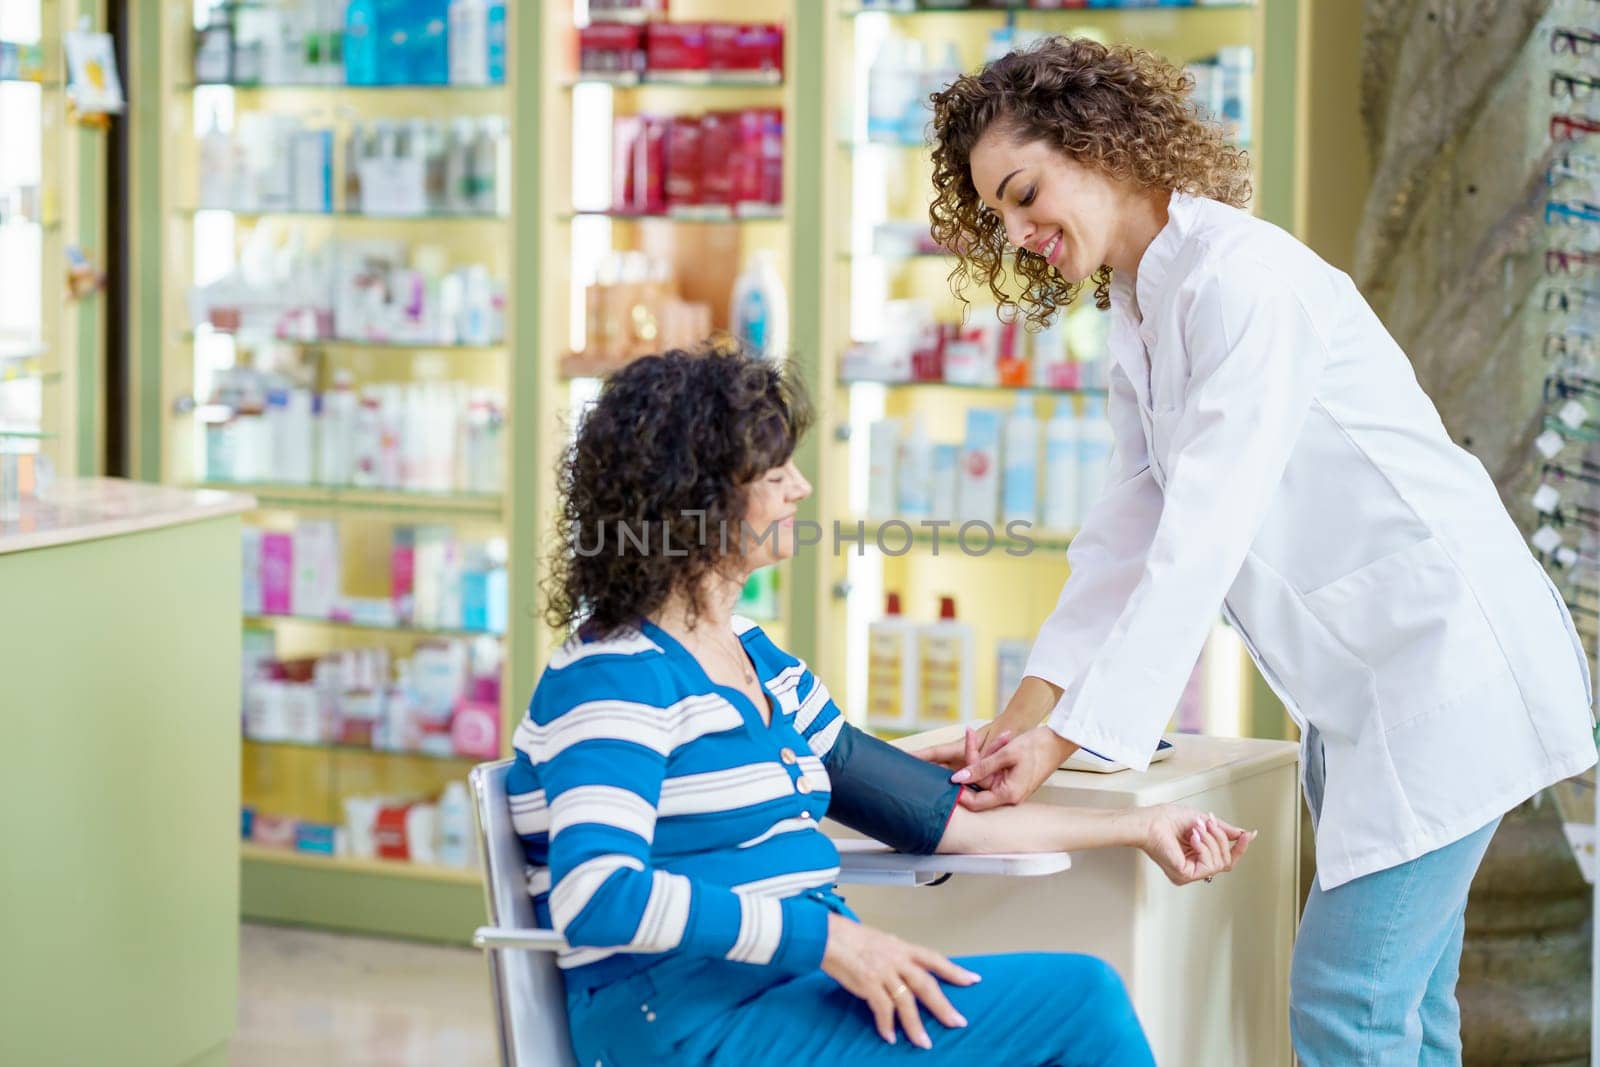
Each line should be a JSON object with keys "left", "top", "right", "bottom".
{"left": 1138, "top": 806, "right": 1256, "bottom": 886}
{"left": 820, "top": 912, "right": 982, "bottom": 1050}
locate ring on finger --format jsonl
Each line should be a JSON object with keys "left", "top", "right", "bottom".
{"left": 890, "top": 983, "right": 910, "bottom": 999}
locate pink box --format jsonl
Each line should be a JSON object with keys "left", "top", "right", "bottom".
{"left": 391, "top": 526, "right": 415, "bottom": 624}
{"left": 612, "top": 115, "right": 643, "bottom": 211}
{"left": 634, "top": 116, "right": 669, "bottom": 214}
{"left": 451, "top": 701, "right": 502, "bottom": 760}
{"left": 579, "top": 23, "right": 645, "bottom": 76}
{"left": 665, "top": 115, "right": 703, "bottom": 210}
{"left": 646, "top": 22, "right": 708, "bottom": 73}
{"left": 261, "top": 531, "right": 293, "bottom": 616}
{"left": 699, "top": 111, "right": 738, "bottom": 210}
{"left": 708, "top": 23, "right": 783, "bottom": 75}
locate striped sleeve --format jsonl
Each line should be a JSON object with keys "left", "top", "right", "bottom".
{"left": 792, "top": 663, "right": 845, "bottom": 758}
{"left": 523, "top": 660, "right": 832, "bottom": 975}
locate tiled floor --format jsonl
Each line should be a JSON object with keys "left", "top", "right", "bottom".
{"left": 231, "top": 923, "right": 499, "bottom": 1066}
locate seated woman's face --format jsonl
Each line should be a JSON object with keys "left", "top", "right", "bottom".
{"left": 739, "top": 458, "right": 812, "bottom": 570}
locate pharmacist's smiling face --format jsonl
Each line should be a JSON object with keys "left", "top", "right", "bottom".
{"left": 969, "top": 129, "right": 1121, "bottom": 283}
{"left": 739, "top": 459, "right": 812, "bottom": 569}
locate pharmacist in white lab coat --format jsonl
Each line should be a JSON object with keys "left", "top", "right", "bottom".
{"left": 914, "top": 37, "right": 1598, "bottom": 1065}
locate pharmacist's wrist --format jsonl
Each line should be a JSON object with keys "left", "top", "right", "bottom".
{"left": 1005, "top": 675, "right": 1063, "bottom": 730}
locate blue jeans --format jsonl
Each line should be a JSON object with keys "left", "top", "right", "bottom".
{"left": 1292, "top": 729, "right": 1501, "bottom": 1066}
{"left": 566, "top": 892, "right": 1154, "bottom": 1066}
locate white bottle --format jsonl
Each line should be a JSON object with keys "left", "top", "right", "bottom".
{"left": 867, "top": 37, "right": 916, "bottom": 144}
{"left": 896, "top": 415, "right": 933, "bottom": 520}
{"left": 1078, "top": 395, "right": 1114, "bottom": 521}
{"left": 318, "top": 370, "right": 356, "bottom": 486}
{"left": 351, "top": 389, "right": 382, "bottom": 488}
{"left": 199, "top": 109, "right": 233, "bottom": 210}
{"left": 917, "top": 596, "right": 975, "bottom": 729}
{"left": 1042, "top": 397, "right": 1081, "bottom": 530}
{"left": 1001, "top": 394, "right": 1039, "bottom": 526}
{"left": 730, "top": 250, "right": 788, "bottom": 360}
{"left": 931, "top": 443, "right": 960, "bottom": 523}
{"left": 284, "top": 386, "right": 316, "bottom": 484}
{"left": 866, "top": 592, "right": 919, "bottom": 732}
{"left": 436, "top": 781, "right": 474, "bottom": 869}
{"left": 867, "top": 418, "right": 900, "bottom": 520}
{"left": 448, "top": 0, "right": 489, "bottom": 86}
{"left": 995, "top": 638, "right": 1032, "bottom": 719}
{"left": 958, "top": 408, "right": 1002, "bottom": 524}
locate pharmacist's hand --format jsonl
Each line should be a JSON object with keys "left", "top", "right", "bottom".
{"left": 1140, "top": 806, "right": 1256, "bottom": 886}
{"left": 912, "top": 725, "right": 1013, "bottom": 776}
{"left": 950, "top": 724, "right": 1078, "bottom": 811}
{"left": 821, "top": 913, "right": 980, "bottom": 1049}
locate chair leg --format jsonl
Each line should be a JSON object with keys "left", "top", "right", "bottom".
{"left": 484, "top": 947, "right": 516, "bottom": 1067}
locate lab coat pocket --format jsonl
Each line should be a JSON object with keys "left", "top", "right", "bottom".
{"left": 1301, "top": 536, "right": 1503, "bottom": 729}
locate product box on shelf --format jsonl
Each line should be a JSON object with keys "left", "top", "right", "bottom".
{"left": 579, "top": 22, "right": 646, "bottom": 77}
{"left": 590, "top": 0, "right": 669, "bottom": 22}
{"left": 609, "top": 108, "right": 782, "bottom": 218}
{"left": 646, "top": 22, "right": 709, "bottom": 73}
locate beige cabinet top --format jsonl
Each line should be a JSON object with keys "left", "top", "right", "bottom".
{"left": 893, "top": 725, "right": 1299, "bottom": 808}
{"left": 0, "top": 478, "right": 254, "bottom": 556}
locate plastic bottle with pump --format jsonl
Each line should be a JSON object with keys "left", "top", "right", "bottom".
{"left": 731, "top": 249, "right": 788, "bottom": 359}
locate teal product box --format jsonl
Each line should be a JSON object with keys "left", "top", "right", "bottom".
{"left": 295, "top": 821, "right": 338, "bottom": 855}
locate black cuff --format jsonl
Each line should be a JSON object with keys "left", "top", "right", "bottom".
{"left": 823, "top": 723, "right": 962, "bottom": 855}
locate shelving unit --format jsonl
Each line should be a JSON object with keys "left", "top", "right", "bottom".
{"left": 811, "top": 0, "right": 1304, "bottom": 737}
{"left": 127, "top": 0, "right": 1304, "bottom": 943}
{"left": 133, "top": 0, "right": 543, "bottom": 942}
{"left": 0, "top": 0, "right": 101, "bottom": 482}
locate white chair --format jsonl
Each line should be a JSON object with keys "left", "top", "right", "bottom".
{"left": 470, "top": 758, "right": 1070, "bottom": 1067}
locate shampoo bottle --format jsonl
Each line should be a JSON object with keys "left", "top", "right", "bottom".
{"left": 896, "top": 415, "right": 933, "bottom": 520}
{"left": 917, "top": 596, "right": 975, "bottom": 729}
{"left": 1001, "top": 393, "right": 1039, "bottom": 526}
{"left": 867, "top": 417, "right": 900, "bottom": 520}
{"left": 730, "top": 249, "right": 788, "bottom": 360}
{"left": 958, "top": 408, "right": 1002, "bottom": 524}
{"left": 866, "top": 592, "right": 919, "bottom": 732}
{"left": 1077, "top": 395, "right": 1113, "bottom": 522}
{"left": 1042, "top": 396, "right": 1080, "bottom": 530}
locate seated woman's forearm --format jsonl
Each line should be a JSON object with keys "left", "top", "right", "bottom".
{"left": 937, "top": 800, "right": 1146, "bottom": 855}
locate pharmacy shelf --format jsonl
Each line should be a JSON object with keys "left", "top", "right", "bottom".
{"left": 838, "top": 2, "right": 1257, "bottom": 13}
{"left": 196, "top": 481, "right": 504, "bottom": 518}
{"left": 179, "top": 208, "right": 507, "bottom": 222}
{"left": 564, "top": 72, "right": 784, "bottom": 89}
{"left": 180, "top": 332, "right": 505, "bottom": 353}
{"left": 244, "top": 736, "right": 482, "bottom": 763}
{"left": 240, "top": 842, "right": 480, "bottom": 886}
{"left": 840, "top": 377, "right": 1108, "bottom": 397}
{"left": 243, "top": 612, "right": 503, "bottom": 639}
{"left": 0, "top": 427, "right": 55, "bottom": 440}
{"left": 561, "top": 207, "right": 786, "bottom": 222}
{"left": 179, "top": 81, "right": 506, "bottom": 92}
{"left": 859, "top": 518, "right": 1077, "bottom": 554}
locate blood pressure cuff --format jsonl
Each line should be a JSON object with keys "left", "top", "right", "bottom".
{"left": 823, "top": 722, "right": 963, "bottom": 856}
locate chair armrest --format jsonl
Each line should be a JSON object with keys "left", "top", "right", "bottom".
{"left": 834, "top": 839, "right": 1072, "bottom": 886}
{"left": 473, "top": 926, "right": 569, "bottom": 952}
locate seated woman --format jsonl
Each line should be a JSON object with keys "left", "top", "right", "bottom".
{"left": 509, "top": 344, "right": 1253, "bottom": 1066}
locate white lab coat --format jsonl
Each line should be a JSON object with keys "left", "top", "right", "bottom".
{"left": 1026, "top": 191, "right": 1597, "bottom": 888}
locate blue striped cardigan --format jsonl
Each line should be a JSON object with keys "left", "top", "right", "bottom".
{"left": 509, "top": 615, "right": 871, "bottom": 992}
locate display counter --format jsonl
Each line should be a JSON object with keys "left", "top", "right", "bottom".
{"left": 0, "top": 478, "right": 253, "bottom": 1067}
{"left": 830, "top": 729, "right": 1300, "bottom": 1066}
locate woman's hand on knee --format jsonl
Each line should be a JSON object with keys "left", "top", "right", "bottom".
{"left": 820, "top": 913, "right": 981, "bottom": 1049}
{"left": 1138, "top": 805, "right": 1257, "bottom": 886}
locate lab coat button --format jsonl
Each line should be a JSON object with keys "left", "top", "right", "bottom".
{"left": 780, "top": 747, "right": 797, "bottom": 765}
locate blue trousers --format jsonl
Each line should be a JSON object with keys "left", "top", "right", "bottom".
{"left": 567, "top": 910, "right": 1154, "bottom": 1066}
{"left": 1291, "top": 729, "right": 1502, "bottom": 1065}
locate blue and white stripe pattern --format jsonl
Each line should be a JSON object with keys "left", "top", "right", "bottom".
{"left": 507, "top": 615, "right": 849, "bottom": 990}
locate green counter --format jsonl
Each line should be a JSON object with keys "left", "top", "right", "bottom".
{"left": 0, "top": 480, "right": 250, "bottom": 1067}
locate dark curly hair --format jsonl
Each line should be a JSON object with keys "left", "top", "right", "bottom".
{"left": 543, "top": 343, "right": 813, "bottom": 638}
{"left": 929, "top": 35, "right": 1252, "bottom": 324}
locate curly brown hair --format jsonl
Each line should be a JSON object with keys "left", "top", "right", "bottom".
{"left": 929, "top": 35, "right": 1252, "bottom": 325}
{"left": 543, "top": 342, "right": 813, "bottom": 639}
